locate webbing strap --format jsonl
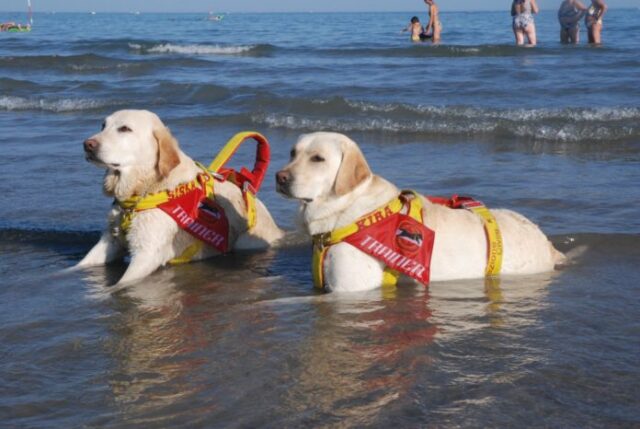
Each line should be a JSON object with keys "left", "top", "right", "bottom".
{"left": 428, "top": 195, "right": 503, "bottom": 277}
{"left": 460, "top": 202, "right": 503, "bottom": 276}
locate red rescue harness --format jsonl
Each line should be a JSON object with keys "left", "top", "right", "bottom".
{"left": 117, "top": 132, "right": 270, "bottom": 261}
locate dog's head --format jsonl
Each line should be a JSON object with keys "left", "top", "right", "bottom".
{"left": 83, "top": 109, "right": 180, "bottom": 178}
{"left": 276, "top": 132, "right": 371, "bottom": 203}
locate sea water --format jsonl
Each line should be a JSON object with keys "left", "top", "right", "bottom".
{"left": 0, "top": 10, "right": 639, "bottom": 428}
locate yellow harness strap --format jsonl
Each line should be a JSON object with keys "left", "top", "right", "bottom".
{"left": 243, "top": 186, "right": 258, "bottom": 230}
{"left": 116, "top": 168, "right": 215, "bottom": 264}
{"left": 118, "top": 169, "right": 214, "bottom": 238}
{"left": 312, "top": 191, "right": 424, "bottom": 289}
{"left": 462, "top": 203, "right": 503, "bottom": 276}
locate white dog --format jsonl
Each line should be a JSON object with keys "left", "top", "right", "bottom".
{"left": 77, "top": 109, "right": 283, "bottom": 285}
{"left": 276, "top": 132, "right": 564, "bottom": 292}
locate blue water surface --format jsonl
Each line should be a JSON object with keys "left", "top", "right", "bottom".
{"left": 0, "top": 10, "right": 639, "bottom": 429}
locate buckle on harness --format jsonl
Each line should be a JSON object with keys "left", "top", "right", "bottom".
{"left": 313, "top": 232, "right": 331, "bottom": 250}
{"left": 399, "top": 190, "right": 416, "bottom": 202}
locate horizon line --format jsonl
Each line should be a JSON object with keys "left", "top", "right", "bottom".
{"left": 1, "top": 7, "right": 635, "bottom": 14}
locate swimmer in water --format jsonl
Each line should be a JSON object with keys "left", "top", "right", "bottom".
{"left": 424, "top": 0, "right": 442, "bottom": 43}
{"left": 402, "top": 16, "right": 425, "bottom": 42}
{"left": 558, "top": 0, "right": 588, "bottom": 44}
{"left": 585, "top": 0, "right": 607, "bottom": 44}
{"left": 511, "top": 0, "right": 539, "bottom": 46}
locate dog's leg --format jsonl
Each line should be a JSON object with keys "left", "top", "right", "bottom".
{"left": 116, "top": 250, "right": 168, "bottom": 285}
{"left": 324, "top": 243, "right": 385, "bottom": 292}
{"left": 75, "top": 231, "right": 123, "bottom": 268}
{"left": 116, "top": 221, "right": 176, "bottom": 285}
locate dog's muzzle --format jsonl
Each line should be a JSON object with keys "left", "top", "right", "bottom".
{"left": 83, "top": 138, "right": 100, "bottom": 161}
{"left": 83, "top": 138, "right": 99, "bottom": 154}
{"left": 275, "top": 169, "right": 292, "bottom": 196}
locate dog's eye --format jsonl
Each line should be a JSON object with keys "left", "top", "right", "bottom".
{"left": 101, "top": 122, "right": 106, "bottom": 131}
{"left": 118, "top": 126, "right": 132, "bottom": 133}
{"left": 310, "top": 155, "right": 325, "bottom": 163}
{"left": 290, "top": 149, "right": 296, "bottom": 159}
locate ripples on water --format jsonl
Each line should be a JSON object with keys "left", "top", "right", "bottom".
{"left": 1, "top": 10, "right": 639, "bottom": 428}
{"left": 2, "top": 232, "right": 638, "bottom": 427}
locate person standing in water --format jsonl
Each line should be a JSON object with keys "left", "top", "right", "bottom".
{"left": 423, "top": 0, "right": 442, "bottom": 42}
{"left": 511, "top": 0, "right": 539, "bottom": 46}
{"left": 585, "top": 0, "right": 607, "bottom": 44}
{"left": 558, "top": 0, "right": 588, "bottom": 44}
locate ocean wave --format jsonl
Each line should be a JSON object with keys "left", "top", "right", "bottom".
{"left": 128, "top": 42, "right": 270, "bottom": 56}
{"left": 0, "top": 77, "right": 43, "bottom": 92}
{"left": 0, "top": 53, "right": 153, "bottom": 74}
{"left": 318, "top": 44, "right": 557, "bottom": 58}
{"left": 249, "top": 96, "right": 640, "bottom": 142}
{"left": 254, "top": 112, "right": 639, "bottom": 142}
{"left": 343, "top": 100, "right": 640, "bottom": 122}
{"left": 0, "top": 53, "right": 219, "bottom": 77}
{"left": 168, "top": 83, "right": 232, "bottom": 103}
{"left": 0, "top": 96, "right": 121, "bottom": 112}
{"left": 67, "top": 63, "right": 141, "bottom": 72}
{"left": 254, "top": 113, "right": 498, "bottom": 135}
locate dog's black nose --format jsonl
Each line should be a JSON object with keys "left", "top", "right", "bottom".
{"left": 276, "top": 170, "right": 291, "bottom": 186}
{"left": 83, "top": 138, "right": 99, "bottom": 153}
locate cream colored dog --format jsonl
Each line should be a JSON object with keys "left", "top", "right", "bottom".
{"left": 276, "top": 132, "right": 564, "bottom": 292}
{"left": 76, "top": 109, "right": 283, "bottom": 285}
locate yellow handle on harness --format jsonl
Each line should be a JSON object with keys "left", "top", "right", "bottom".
{"left": 208, "top": 131, "right": 267, "bottom": 231}
{"left": 208, "top": 131, "right": 267, "bottom": 173}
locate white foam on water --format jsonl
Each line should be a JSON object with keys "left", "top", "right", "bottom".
{"left": 343, "top": 100, "right": 640, "bottom": 122}
{"left": 0, "top": 96, "right": 111, "bottom": 112}
{"left": 255, "top": 113, "right": 498, "bottom": 135}
{"left": 254, "top": 108, "right": 639, "bottom": 142}
{"left": 129, "top": 42, "right": 256, "bottom": 55}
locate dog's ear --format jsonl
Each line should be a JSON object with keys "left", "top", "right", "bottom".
{"left": 334, "top": 140, "right": 371, "bottom": 196}
{"left": 154, "top": 126, "right": 180, "bottom": 178}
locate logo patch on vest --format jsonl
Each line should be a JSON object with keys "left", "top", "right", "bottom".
{"left": 158, "top": 186, "right": 229, "bottom": 253}
{"left": 343, "top": 213, "right": 435, "bottom": 285}
{"left": 395, "top": 220, "right": 424, "bottom": 256}
{"left": 198, "top": 199, "right": 223, "bottom": 221}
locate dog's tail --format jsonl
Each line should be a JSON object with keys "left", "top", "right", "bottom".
{"left": 553, "top": 241, "right": 588, "bottom": 267}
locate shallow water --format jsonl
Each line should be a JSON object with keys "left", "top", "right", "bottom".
{"left": 1, "top": 10, "right": 639, "bottom": 428}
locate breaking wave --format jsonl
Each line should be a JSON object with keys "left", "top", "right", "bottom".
{"left": 0, "top": 96, "right": 121, "bottom": 112}
{"left": 0, "top": 53, "right": 155, "bottom": 74}
{"left": 249, "top": 97, "right": 640, "bottom": 142}
{"left": 128, "top": 42, "right": 271, "bottom": 56}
